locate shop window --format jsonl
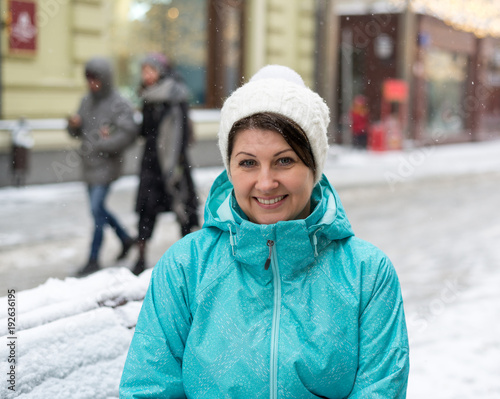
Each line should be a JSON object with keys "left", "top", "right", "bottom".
{"left": 424, "top": 48, "right": 468, "bottom": 135}
{"left": 112, "top": 0, "right": 243, "bottom": 108}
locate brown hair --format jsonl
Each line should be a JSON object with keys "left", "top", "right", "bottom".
{"left": 227, "top": 112, "right": 316, "bottom": 173}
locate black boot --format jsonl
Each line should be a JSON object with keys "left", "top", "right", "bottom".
{"left": 77, "top": 259, "right": 100, "bottom": 277}
{"left": 132, "top": 257, "right": 145, "bottom": 276}
{"left": 117, "top": 238, "right": 135, "bottom": 261}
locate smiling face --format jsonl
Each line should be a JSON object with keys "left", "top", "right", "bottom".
{"left": 229, "top": 128, "right": 315, "bottom": 225}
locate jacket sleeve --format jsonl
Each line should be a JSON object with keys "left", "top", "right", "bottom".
{"left": 120, "top": 251, "right": 191, "bottom": 398}
{"left": 67, "top": 101, "right": 84, "bottom": 138}
{"left": 67, "top": 123, "right": 82, "bottom": 138}
{"left": 95, "top": 98, "right": 138, "bottom": 154}
{"left": 348, "top": 256, "right": 410, "bottom": 398}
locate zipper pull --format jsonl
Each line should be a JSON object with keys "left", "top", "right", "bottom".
{"left": 264, "top": 240, "right": 274, "bottom": 270}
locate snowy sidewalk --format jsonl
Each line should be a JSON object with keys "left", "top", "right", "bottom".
{"left": 324, "top": 138, "right": 500, "bottom": 188}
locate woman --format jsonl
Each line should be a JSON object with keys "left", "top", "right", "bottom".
{"left": 134, "top": 53, "right": 199, "bottom": 275}
{"left": 120, "top": 65, "right": 409, "bottom": 397}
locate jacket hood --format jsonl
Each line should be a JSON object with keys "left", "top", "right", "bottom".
{"left": 85, "top": 57, "right": 114, "bottom": 99}
{"left": 203, "top": 171, "right": 354, "bottom": 276}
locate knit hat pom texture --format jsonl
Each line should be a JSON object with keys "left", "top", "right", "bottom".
{"left": 218, "top": 65, "right": 330, "bottom": 185}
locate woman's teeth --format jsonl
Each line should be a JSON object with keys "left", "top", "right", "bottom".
{"left": 257, "top": 196, "right": 284, "bottom": 205}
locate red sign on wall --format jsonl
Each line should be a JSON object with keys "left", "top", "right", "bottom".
{"left": 9, "top": 0, "right": 37, "bottom": 53}
{"left": 382, "top": 79, "right": 408, "bottom": 103}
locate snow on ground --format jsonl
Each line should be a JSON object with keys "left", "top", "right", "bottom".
{"left": 324, "top": 139, "right": 500, "bottom": 188}
{"left": 1, "top": 140, "right": 500, "bottom": 398}
{"left": 407, "top": 268, "right": 500, "bottom": 398}
{"left": 0, "top": 268, "right": 152, "bottom": 398}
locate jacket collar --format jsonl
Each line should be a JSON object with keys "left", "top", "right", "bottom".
{"left": 140, "top": 77, "right": 189, "bottom": 104}
{"left": 204, "top": 171, "right": 354, "bottom": 277}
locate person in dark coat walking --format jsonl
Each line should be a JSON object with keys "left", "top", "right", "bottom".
{"left": 10, "top": 117, "right": 34, "bottom": 187}
{"left": 67, "top": 57, "right": 138, "bottom": 276}
{"left": 133, "top": 53, "right": 199, "bottom": 275}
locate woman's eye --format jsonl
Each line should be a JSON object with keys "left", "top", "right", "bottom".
{"left": 277, "top": 157, "right": 294, "bottom": 166}
{"left": 239, "top": 159, "right": 256, "bottom": 168}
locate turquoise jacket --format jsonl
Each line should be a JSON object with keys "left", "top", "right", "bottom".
{"left": 120, "top": 171, "right": 409, "bottom": 398}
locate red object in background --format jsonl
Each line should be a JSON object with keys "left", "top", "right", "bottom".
{"left": 350, "top": 95, "right": 369, "bottom": 135}
{"left": 383, "top": 79, "right": 409, "bottom": 102}
{"left": 368, "top": 79, "right": 408, "bottom": 151}
{"left": 369, "top": 122, "right": 386, "bottom": 151}
{"left": 9, "top": 0, "right": 37, "bottom": 53}
{"left": 351, "top": 111, "right": 369, "bottom": 134}
{"left": 381, "top": 79, "right": 409, "bottom": 121}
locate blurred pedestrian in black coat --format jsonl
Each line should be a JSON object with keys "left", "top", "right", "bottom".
{"left": 11, "top": 117, "right": 34, "bottom": 187}
{"left": 134, "top": 53, "right": 199, "bottom": 275}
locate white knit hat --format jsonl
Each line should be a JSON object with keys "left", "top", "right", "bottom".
{"left": 218, "top": 65, "right": 330, "bottom": 185}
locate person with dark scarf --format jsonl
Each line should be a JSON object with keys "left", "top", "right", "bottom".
{"left": 67, "top": 57, "right": 138, "bottom": 276}
{"left": 133, "top": 53, "right": 199, "bottom": 275}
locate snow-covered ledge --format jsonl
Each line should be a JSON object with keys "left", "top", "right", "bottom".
{"left": 0, "top": 267, "right": 151, "bottom": 398}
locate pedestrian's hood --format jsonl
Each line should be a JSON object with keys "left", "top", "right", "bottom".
{"left": 85, "top": 57, "right": 114, "bottom": 99}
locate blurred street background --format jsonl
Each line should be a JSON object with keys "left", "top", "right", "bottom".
{"left": 1, "top": 0, "right": 500, "bottom": 397}
{"left": 2, "top": 0, "right": 500, "bottom": 186}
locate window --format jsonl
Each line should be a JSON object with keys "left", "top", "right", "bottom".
{"left": 424, "top": 48, "right": 468, "bottom": 135}
{"left": 112, "top": 0, "right": 243, "bottom": 108}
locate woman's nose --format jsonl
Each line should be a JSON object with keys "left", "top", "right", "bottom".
{"left": 255, "top": 168, "right": 279, "bottom": 192}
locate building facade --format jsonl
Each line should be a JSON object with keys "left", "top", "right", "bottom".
{"left": 0, "top": 0, "right": 323, "bottom": 186}
{"left": 334, "top": 0, "right": 500, "bottom": 146}
{"left": 1, "top": 0, "right": 499, "bottom": 186}
{"left": 0, "top": 0, "right": 114, "bottom": 186}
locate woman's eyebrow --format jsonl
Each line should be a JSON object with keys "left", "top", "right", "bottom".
{"left": 274, "top": 149, "right": 294, "bottom": 157}
{"left": 234, "top": 151, "right": 256, "bottom": 158}
{"left": 234, "top": 148, "right": 294, "bottom": 158}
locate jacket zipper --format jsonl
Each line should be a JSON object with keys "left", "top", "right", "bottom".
{"left": 264, "top": 240, "right": 274, "bottom": 270}
{"left": 266, "top": 239, "right": 281, "bottom": 399}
